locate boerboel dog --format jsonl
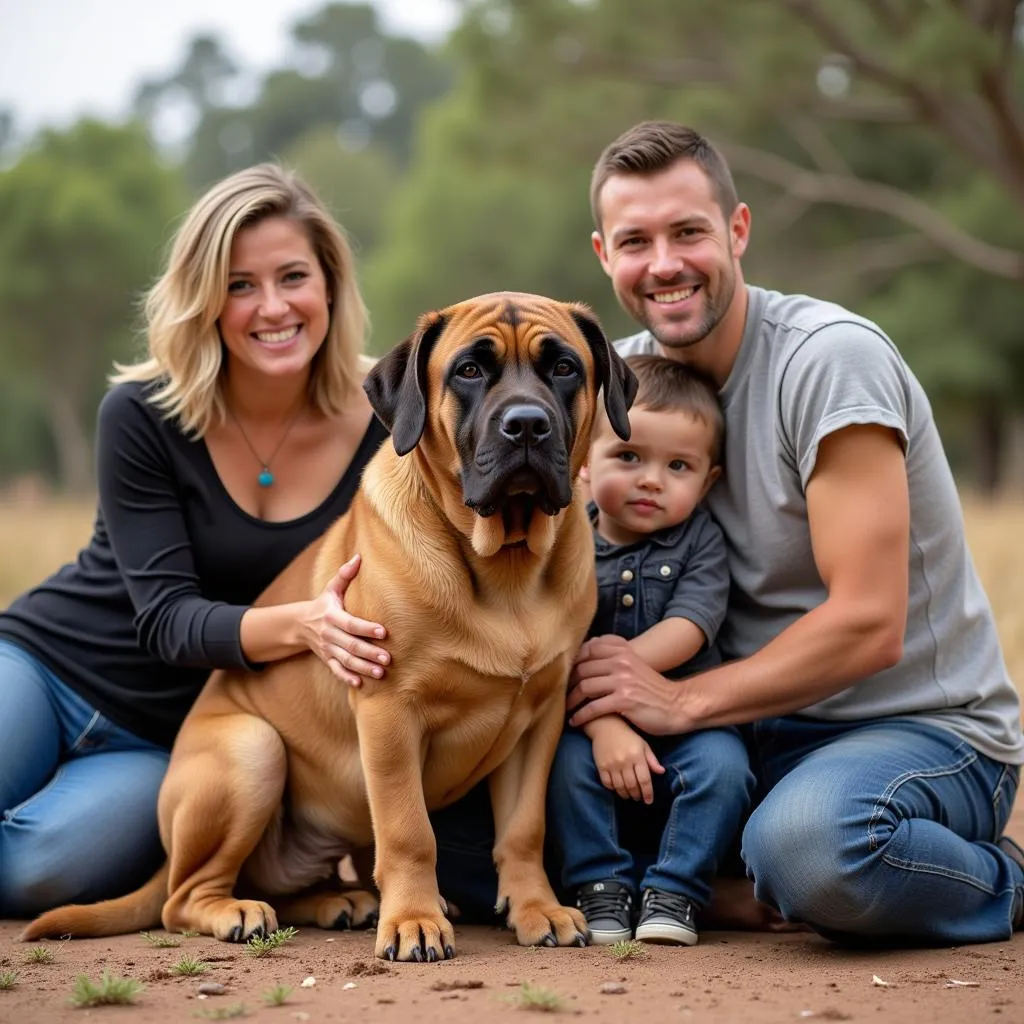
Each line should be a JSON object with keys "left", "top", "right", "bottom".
{"left": 23, "top": 292, "right": 637, "bottom": 962}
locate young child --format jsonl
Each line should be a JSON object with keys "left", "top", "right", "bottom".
{"left": 548, "top": 355, "right": 754, "bottom": 946}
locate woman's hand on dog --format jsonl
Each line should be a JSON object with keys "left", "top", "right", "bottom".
{"left": 303, "top": 554, "right": 391, "bottom": 686}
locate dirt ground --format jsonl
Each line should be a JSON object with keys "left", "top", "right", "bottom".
{"left": 2, "top": 798, "right": 1021, "bottom": 1024}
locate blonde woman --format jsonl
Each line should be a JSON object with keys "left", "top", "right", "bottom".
{"left": 0, "top": 165, "right": 390, "bottom": 917}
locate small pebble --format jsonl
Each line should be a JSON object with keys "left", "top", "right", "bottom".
{"left": 600, "top": 982, "right": 627, "bottom": 995}
{"left": 300, "top": 976, "right": 317, "bottom": 988}
{"left": 198, "top": 982, "right": 227, "bottom": 996}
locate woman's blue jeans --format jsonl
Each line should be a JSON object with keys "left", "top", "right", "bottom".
{"left": 741, "top": 716, "right": 1023, "bottom": 945}
{"left": 0, "top": 640, "right": 169, "bottom": 917}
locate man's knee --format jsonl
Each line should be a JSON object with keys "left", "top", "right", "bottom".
{"left": 741, "top": 787, "right": 877, "bottom": 932}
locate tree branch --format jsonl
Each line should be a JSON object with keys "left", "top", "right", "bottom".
{"left": 721, "top": 141, "right": 1024, "bottom": 279}
{"left": 782, "top": 0, "right": 1022, "bottom": 202}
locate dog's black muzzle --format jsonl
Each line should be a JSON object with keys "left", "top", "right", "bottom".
{"left": 462, "top": 398, "right": 573, "bottom": 520}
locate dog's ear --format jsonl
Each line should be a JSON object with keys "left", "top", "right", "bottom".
{"left": 570, "top": 305, "right": 638, "bottom": 441}
{"left": 363, "top": 312, "right": 448, "bottom": 456}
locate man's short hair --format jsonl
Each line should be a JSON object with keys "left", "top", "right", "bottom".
{"left": 620, "top": 354, "right": 724, "bottom": 465}
{"left": 590, "top": 121, "right": 739, "bottom": 232}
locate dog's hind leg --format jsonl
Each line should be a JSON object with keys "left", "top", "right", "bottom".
{"left": 275, "top": 886, "right": 379, "bottom": 930}
{"left": 158, "top": 713, "right": 287, "bottom": 943}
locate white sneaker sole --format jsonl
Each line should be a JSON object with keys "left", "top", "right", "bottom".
{"left": 587, "top": 926, "right": 634, "bottom": 945}
{"left": 635, "top": 921, "right": 699, "bottom": 946}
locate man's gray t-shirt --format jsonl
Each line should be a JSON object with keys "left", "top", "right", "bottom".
{"left": 616, "top": 285, "right": 1024, "bottom": 765}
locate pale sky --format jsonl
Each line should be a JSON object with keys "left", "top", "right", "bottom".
{"left": 0, "top": 0, "right": 458, "bottom": 138}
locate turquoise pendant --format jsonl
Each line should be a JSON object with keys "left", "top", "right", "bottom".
{"left": 258, "top": 468, "right": 274, "bottom": 488}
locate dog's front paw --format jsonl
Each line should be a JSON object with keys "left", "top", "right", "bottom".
{"left": 374, "top": 899, "right": 456, "bottom": 962}
{"left": 506, "top": 897, "right": 589, "bottom": 948}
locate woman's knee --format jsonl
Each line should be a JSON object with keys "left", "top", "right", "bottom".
{"left": 0, "top": 751, "right": 167, "bottom": 917}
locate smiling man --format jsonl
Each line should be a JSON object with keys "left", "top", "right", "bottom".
{"left": 566, "top": 120, "right": 1024, "bottom": 946}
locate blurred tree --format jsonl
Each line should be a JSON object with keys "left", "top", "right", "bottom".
{"left": 0, "top": 121, "right": 186, "bottom": 491}
{"left": 133, "top": 34, "right": 241, "bottom": 154}
{"left": 0, "top": 109, "right": 15, "bottom": 164}
{"left": 283, "top": 127, "right": 400, "bottom": 256}
{"left": 179, "top": 2, "right": 452, "bottom": 188}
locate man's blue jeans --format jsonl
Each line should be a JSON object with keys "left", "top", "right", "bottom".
{"left": 0, "top": 640, "right": 169, "bottom": 917}
{"left": 546, "top": 726, "right": 753, "bottom": 907}
{"left": 741, "top": 716, "right": 1023, "bottom": 945}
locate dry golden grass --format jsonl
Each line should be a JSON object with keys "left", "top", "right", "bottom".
{"left": 0, "top": 494, "right": 1021, "bottom": 690}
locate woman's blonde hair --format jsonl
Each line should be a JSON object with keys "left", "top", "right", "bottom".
{"left": 112, "top": 163, "right": 369, "bottom": 436}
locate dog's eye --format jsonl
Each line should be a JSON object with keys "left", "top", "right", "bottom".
{"left": 456, "top": 362, "right": 481, "bottom": 379}
{"left": 552, "top": 359, "right": 576, "bottom": 377}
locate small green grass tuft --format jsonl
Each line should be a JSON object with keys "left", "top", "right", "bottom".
{"left": 608, "top": 938, "right": 648, "bottom": 961}
{"left": 69, "top": 972, "right": 143, "bottom": 1008}
{"left": 140, "top": 930, "right": 181, "bottom": 948}
{"left": 170, "top": 953, "right": 210, "bottom": 976}
{"left": 194, "top": 1002, "right": 248, "bottom": 1019}
{"left": 243, "top": 927, "right": 299, "bottom": 958}
{"left": 506, "top": 981, "right": 565, "bottom": 1013}
{"left": 180, "top": 929, "right": 200, "bottom": 938}
{"left": 0, "top": 971, "right": 19, "bottom": 991}
{"left": 262, "top": 984, "right": 293, "bottom": 1006}
{"left": 25, "top": 946, "right": 56, "bottom": 964}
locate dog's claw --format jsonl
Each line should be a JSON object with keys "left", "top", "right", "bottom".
{"left": 540, "top": 932, "right": 556, "bottom": 947}
{"left": 426, "top": 947, "right": 438, "bottom": 963}
{"left": 574, "top": 931, "right": 588, "bottom": 947}
{"left": 410, "top": 945, "right": 423, "bottom": 963}
{"left": 444, "top": 944, "right": 455, "bottom": 960}
{"left": 228, "top": 926, "right": 243, "bottom": 943}
{"left": 384, "top": 945, "right": 397, "bottom": 961}
{"left": 332, "top": 911, "right": 351, "bottom": 930}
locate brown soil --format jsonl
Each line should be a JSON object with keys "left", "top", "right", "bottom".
{"left": 2, "top": 798, "right": 1021, "bottom": 1024}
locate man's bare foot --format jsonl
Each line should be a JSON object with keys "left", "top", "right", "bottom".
{"left": 704, "top": 876, "right": 807, "bottom": 932}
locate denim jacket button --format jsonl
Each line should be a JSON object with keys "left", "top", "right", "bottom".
{"left": 621, "top": 594, "right": 634, "bottom": 607}
{"left": 620, "top": 569, "right": 634, "bottom": 582}
{"left": 659, "top": 564, "right": 672, "bottom": 577}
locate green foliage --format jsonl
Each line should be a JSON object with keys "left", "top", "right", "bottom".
{"left": 0, "top": 970, "right": 18, "bottom": 990}
{"left": 504, "top": 980, "right": 565, "bottom": 1012}
{"left": 140, "top": 930, "right": 181, "bottom": 948}
{"left": 68, "top": 972, "right": 143, "bottom": 1008}
{"left": 262, "top": 984, "right": 293, "bottom": 1006}
{"left": 0, "top": 120, "right": 185, "bottom": 488}
{"left": 179, "top": 2, "right": 452, "bottom": 188}
{"left": 608, "top": 938, "right": 648, "bottom": 960}
{"left": 170, "top": 954, "right": 210, "bottom": 976}
{"left": 244, "top": 926, "right": 299, "bottom": 957}
{"left": 284, "top": 128, "right": 400, "bottom": 256}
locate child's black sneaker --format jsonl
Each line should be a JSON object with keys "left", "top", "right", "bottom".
{"left": 634, "top": 887, "right": 699, "bottom": 946}
{"left": 575, "top": 880, "right": 633, "bottom": 945}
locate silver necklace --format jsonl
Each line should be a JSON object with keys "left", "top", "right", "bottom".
{"left": 227, "top": 399, "right": 306, "bottom": 488}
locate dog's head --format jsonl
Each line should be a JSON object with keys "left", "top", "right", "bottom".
{"left": 364, "top": 292, "right": 637, "bottom": 557}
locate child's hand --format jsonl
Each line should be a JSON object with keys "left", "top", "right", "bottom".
{"left": 587, "top": 717, "right": 665, "bottom": 804}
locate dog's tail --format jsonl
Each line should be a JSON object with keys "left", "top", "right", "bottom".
{"left": 19, "top": 862, "right": 170, "bottom": 941}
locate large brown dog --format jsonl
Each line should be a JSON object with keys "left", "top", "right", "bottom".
{"left": 23, "top": 292, "right": 636, "bottom": 962}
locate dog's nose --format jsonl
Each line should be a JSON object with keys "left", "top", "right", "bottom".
{"left": 500, "top": 404, "right": 551, "bottom": 445}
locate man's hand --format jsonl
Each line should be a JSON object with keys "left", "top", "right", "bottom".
{"left": 585, "top": 716, "right": 664, "bottom": 803}
{"left": 568, "top": 634, "right": 693, "bottom": 736}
